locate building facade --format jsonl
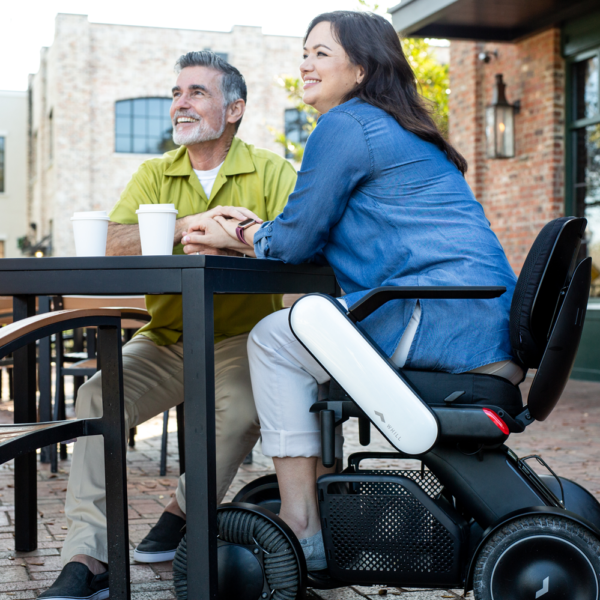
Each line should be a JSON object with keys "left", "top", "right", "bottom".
{"left": 448, "top": 29, "right": 566, "bottom": 272}
{"left": 0, "top": 90, "right": 28, "bottom": 258}
{"left": 29, "top": 14, "right": 304, "bottom": 257}
{"left": 391, "top": 1, "right": 600, "bottom": 380}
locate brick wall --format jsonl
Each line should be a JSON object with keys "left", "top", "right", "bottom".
{"left": 449, "top": 28, "right": 565, "bottom": 273}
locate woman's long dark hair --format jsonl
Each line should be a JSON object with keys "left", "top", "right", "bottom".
{"left": 305, "top": 11, "right": 468, "bottom": 175}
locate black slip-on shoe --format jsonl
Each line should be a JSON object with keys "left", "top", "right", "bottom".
{"left": 38, "top": 562, "right": 109, "bottom": 600}
{"left": 133, "top": 511, "right": 186, "bottom": 563}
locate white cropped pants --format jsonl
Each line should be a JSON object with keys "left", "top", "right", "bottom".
{"left": 248, "top": 302, "right": 522, "bottom": 459}
{"left": 247, "top": 302, "right": 421, "bottom": 458}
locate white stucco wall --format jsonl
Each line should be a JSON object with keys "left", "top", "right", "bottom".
{"left": 0, "top": 90, "right": 28, "bottom": 258}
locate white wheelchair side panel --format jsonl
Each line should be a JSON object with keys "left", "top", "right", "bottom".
{"left": 289, "top": 295, "right": 439, "bottom": 455}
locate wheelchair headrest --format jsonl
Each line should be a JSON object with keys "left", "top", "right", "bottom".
{"left": 509, "top": 217, "right": 586, "bottom": 368}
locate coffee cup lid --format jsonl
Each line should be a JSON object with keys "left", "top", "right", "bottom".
{"left": 135, "top": 203, "right": 178, "bottom": 214}
{"left": 71, "top": 211, "right": 110, "bottom": 221}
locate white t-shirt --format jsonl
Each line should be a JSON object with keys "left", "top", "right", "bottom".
{"left": 193, "top": 161, "right": 224, "bottom": 198}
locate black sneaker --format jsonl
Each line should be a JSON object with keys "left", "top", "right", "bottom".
{"left": 38, "top": 562, "right": 109, "bottom": 600}
{"left": 133, "top": 511, "right": 186, "bottom": 563}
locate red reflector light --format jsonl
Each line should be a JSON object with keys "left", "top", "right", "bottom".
{"left": 483, "top": 408, "right": 510, "bottom": 435}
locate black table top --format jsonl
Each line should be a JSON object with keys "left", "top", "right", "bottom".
{"left": 0, "top": 255, "right": 337, "bottom": 296}
{"left": 0, "top": 254, "right": 333, "bottom": 273}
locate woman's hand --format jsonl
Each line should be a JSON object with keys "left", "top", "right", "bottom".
{"left": 182, "top": 216, "right": 251, "bottom": 255}
{"left": 185, "top": 205, "right": 263, "bottom": 234}
{"left": 213, "top": 215, "right": 241, "bottom": 240}
{"left": 214, "top": 216, "right": 261, "bottom": 252}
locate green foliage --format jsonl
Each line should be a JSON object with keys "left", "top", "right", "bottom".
{"left": 357, "top": 0, "right": 380, "bottom": 11}
{"left": 402, "top": 37, "right": 449, "bottom": 137}
{"left": 272, "top": 2, "right": 450, "bottom": 160}
{"left": 17, "top": 236, "right": 31, "bottom": 252}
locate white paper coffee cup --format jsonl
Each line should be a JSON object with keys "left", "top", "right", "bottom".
{"left": 71, "top": 211, "right": 110, "bottom": 257}
{"left": 135, "top": 204, "right": 179, "bottom": 256}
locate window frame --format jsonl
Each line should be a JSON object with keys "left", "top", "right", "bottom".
{"left": 565, "top": 45, "right": 600, "bottom": 296}
{"left": 564, "top": 39, "right": 600, "bottom": 218}
{"left": 565, "top": 48, "right": 600, "bottom": 216}
{"left": 114, "top": 97, "right": 177, "bottom": 155}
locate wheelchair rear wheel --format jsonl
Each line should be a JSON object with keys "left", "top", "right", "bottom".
{"left": 473, "top": 515, "right": 600, "bottom": 600}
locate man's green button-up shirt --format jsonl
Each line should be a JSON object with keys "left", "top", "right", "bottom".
{"left": 109, "top": 137, "right": 297, "bottom": 346}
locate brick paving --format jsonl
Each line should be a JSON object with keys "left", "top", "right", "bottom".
{"left": 0, "top": 374, "right": 599, "bottom": 599}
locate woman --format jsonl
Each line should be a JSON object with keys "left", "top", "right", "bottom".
{"left": 182, "top": 11, "right": 522, "bottom": 570}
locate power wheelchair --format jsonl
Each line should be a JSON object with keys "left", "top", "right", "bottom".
{"left": 173, "top": 217, "right": 600, "bottom": 600}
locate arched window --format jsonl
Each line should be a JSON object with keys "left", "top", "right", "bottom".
{"left": 115, "top": 98, "right": 178, "bottom": 154}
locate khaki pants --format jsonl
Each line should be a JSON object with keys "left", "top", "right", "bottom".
{"left": 62, "top": 333, "right": 258, "bottom": 566}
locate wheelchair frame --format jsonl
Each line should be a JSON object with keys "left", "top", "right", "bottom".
{"left": 177, "top": 217, "right": 600, "bottom": 600}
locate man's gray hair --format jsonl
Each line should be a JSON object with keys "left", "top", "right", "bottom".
{"left": 175, "top": 51, "right": 247, "bottom": 131}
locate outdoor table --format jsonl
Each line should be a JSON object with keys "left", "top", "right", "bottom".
{"left": 0, "top": 255, "right": 338, "bottom": 599}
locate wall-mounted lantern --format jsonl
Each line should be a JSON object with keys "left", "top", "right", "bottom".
{"left": 485, "top": 74, "right": 520, "bottom": 159}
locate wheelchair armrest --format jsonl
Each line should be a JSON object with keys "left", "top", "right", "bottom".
{"left": 347, "top": 286, "right": 506, "bottom": 322}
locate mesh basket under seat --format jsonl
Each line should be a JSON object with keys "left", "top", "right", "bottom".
{"left": 318, "top": 472, "right": 464, "bottom": 587}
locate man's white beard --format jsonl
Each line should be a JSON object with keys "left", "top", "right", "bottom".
{"left": 172, "top": 108, "right": 227, "bottom": 146}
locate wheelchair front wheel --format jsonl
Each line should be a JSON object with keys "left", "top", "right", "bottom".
{"left": 473, "top": 515, "right": 600, "bottom": 600}
{"left": 232, "top": 474, "right": 281, "bottom": 515}
{"left": 173, "top": 503, "right": 305, "bottom": 600}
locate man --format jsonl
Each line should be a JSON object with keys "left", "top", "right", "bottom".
{"left": 40, "top": 51, "right": 297, "bottom": 600}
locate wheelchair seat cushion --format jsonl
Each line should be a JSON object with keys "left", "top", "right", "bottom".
{"left": 400, "top": 370, "right": 523, "bottom": 417}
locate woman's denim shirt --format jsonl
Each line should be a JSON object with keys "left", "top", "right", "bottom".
{"left": 254, "top": 98, "right": 517, "bottom": 374}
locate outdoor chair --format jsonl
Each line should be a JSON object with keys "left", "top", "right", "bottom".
{"left": 48, "top": 295, "right": 185, "bottom": 477}
{"left": 0, "top": 296, "right": 14, "bottom": 401}
{"left": 0, "top": 296, "right": 40, "bottom": 402}
{"left": 173, "top": 217, "right": 600, "bottom": 600}
{"left": 0, "top": 306, "right": 132, "bottom": 598}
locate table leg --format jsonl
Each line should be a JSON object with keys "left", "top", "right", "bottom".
{"left": 13, "top": 295, "right": 37, "bottom": 552}
{"left": 182, "top": 269, "right": 217, "bottom": 600}
{"left": 99, "top": 325, "right": 131, "bottom": 600}
{"left": 38, "top": 296, "right": 52, "bottom": 463}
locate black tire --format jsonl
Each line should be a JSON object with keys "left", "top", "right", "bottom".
{"left": 473, "top": 515, "right": 600, "bottom": 600}
{"left": 173, "top": 505, "right": 303, "bottom": 600}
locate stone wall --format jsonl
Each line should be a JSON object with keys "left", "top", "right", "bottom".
{"left": 29, "top": 14, "right": 302, "bottom": 256}
{"left": 449, "top": 28, "right": 565, "bottom": 273}
{"left": 0, "top": 91, "right": 28, "bottom": 257}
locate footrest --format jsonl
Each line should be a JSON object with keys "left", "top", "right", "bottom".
{"left": 317, "top": 472, "right": 465, "bottom": 587}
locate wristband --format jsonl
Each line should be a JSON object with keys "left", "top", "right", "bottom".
{"left": 235, "top": 218, "right": 256, "bottom": 246}
{"left": 236, "top": 226, "right": 250, "bottom": 246}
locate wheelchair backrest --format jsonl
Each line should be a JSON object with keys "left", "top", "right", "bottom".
{"left": 510, "top": 217, "right": 586, "bottom": 368}
{"left": 527, "top": 256, "right": 591, "bottom": 420}
{"left": 509, "top": 217, "right": 591, "bottom": 421}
